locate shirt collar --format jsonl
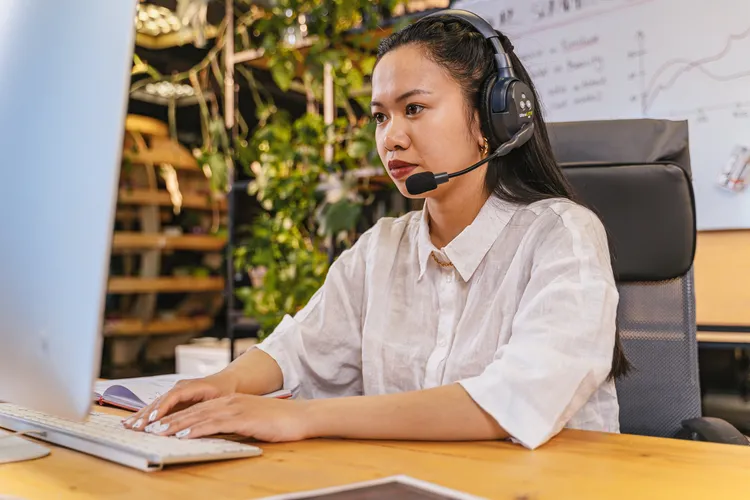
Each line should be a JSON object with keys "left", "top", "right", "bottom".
{"left": 417, "top": 196, "right": 518, "bottom": 282}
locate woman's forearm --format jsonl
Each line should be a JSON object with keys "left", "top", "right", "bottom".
{"left": 304, "top": 384, "right": 508, "bottom": 441}
{"left": 220, "top": 347, "right": 284, "bottom": 396}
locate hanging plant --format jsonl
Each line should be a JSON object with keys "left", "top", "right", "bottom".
{"left": 130, "top": 0, "right": 403, "bottom": 338}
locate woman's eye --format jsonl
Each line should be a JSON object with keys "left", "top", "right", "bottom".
{"left": 405, "top": 104, "right": 424, "bottom": 116}
{"left": 373, "top": 112, "right": 387, "bottom": 124}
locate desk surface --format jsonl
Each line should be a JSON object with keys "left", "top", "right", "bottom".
{"left": 694, "top": 230, "right": 750, "bottom": 327}
{"left": 697, "top": 330, "right": 750, "bottom": 345}
{"left": 2, "top": 409, "right": 750, "bottom": 500}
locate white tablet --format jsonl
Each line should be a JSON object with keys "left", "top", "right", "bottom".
{"left": 259, "top": 475, "right": 485, "bottom": 500}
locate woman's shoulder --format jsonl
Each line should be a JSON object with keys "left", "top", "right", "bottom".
{"left": 509, "top": 197, "right": 609, "bottom": 250}
{"left": 518, "top": 197, "right": 594, "bottom": 217}
{"left": 363, "top": 209, "right": 422, "bottom": 238}
{"left": 515, "top": 197, "right": 604, "bottom": 230}
{"left": 347, "top": 209, "right": 422, "bottom": 255}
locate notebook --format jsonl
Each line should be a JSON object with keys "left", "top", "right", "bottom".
{"left": 93, "top": 374, "right": 292, "bottom": 412}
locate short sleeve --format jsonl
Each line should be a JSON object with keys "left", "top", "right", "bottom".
{"left": 255, "top": 229, "right": 373, "bottom": 399}
{"left": 458, "top": 203, "right": 618, "bottom": 449}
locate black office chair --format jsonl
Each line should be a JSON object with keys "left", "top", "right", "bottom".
{"left": 548, "top": 118, "right": 748, "bottom": 445}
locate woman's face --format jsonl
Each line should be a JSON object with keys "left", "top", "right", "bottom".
{"left": 371, "top": 44, "right": 486, "bottom": 200}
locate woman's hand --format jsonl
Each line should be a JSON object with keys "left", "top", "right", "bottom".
{"left": 143, "top": 394, "right": 311, "bottom": 442}
{"left": 122, "top": 372, "right": 238, "bottom": 431}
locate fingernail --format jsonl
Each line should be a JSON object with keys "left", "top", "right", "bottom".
{"left": 176, "top": 428, "right": 191, "bottom": 438}
{"left": 148, "top": 410, "right": 158, "bottom": 422}
{"left": 145, "top": 422, "right": 169, "bottom": 434}
{"left": 122, "top": 417, "right": 134, "bottom": 425}
{"left": 132, "top": 418, "right": 143, "bottom": 429}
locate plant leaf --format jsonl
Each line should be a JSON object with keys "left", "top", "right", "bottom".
{"left": 321, "top": 199, "right": 362, "bottom": 236}
{"left": 270, "top": 57, "right": 295, "bottom": 92}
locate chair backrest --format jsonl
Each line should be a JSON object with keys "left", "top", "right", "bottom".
{"left": 548, "top": 119, "right": 702, "bottom": 438}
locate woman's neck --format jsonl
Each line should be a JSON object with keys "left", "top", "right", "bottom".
{"left": 426, "top": 187, "right": 490, "bottom": 249}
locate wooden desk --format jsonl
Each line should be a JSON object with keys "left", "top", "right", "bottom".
{"left": 697, "top": 329, "right": 750, "bottom": 346}
{"left": 694, "top": 230, "right": 750, "bottom": 330}
{"left": 2, "top": 409, "right": 750, "bottom": 500}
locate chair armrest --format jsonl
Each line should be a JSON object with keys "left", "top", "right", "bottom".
{"left": 676, "top": 417, "right": 750, "bottom": 446}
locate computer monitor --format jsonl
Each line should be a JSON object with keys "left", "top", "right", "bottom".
{"left": 0, "top": 0, "right": 137, "bottom": 421}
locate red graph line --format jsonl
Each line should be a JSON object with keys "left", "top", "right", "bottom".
{"left": 644, "top": 26, "right": 750, "bottom": 112}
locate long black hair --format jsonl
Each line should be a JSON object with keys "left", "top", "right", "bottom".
{"left": 376, "top": 14, "right": 631, "bottom": 380}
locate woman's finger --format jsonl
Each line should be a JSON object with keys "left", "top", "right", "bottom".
{"left": 152, "top": 397, "right": 229, "bottom": 437}
{"left": 122, "top": 400, "right": 157, "bottom": 430}
{"left": 173, "top": 416, "right": 238, "bottom": 440}
{"left": 123, "top": 384, "right": 192, "bottom": 431}
{"left": 123, "top": 382, "right": 185, "bottom": 428}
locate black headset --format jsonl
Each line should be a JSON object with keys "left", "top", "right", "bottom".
{"left": 424, "top": 9, "right": 535, "bottom": 149}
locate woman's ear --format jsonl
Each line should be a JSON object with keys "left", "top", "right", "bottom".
{"left": 471, "top": 109, "right": 485, "bottom": 150}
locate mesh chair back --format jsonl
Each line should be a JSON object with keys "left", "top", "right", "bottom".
{"left": 615, "top": 274, "right": 702, "bottom": 437}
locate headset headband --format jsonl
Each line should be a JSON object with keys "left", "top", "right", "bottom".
{"left": 424, "top": 9, "right": 515, "bottom": 79}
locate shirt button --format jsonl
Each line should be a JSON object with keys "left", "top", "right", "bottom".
{"left": 438, "top": 339, "right": 447, "bottom": 347}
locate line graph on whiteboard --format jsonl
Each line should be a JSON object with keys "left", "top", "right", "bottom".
{"left": 630, "top": 27, "right": 750, "bottom": 122}
{"left": 453, "top": 0, "right": 750, "bottom": 228}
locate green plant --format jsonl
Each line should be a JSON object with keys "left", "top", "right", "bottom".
{"left": 131, "top": 0, "right": 402, "bottom": 338}
{"left": 233, "top": 111, "right": 378, "bottom": 336}
{"left": 233, "top": 109, "right": 332, "bottom": 334}
{"left": 228, "top": 2, "right": 399, "bottom": 338}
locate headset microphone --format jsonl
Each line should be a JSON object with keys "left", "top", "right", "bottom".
{"left": 405, "top": 122, "right": 535, "bottom": 196}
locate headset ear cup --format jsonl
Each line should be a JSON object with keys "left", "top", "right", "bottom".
{"left": 478, "top": 74, "right": 501, "bottom": 149}
{"left": 504, "top": 80, "right": 535, "bottom": 139}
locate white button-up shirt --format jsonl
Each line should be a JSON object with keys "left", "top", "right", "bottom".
{"left": 257, "top": 195, "right": 620, "bottom": 449}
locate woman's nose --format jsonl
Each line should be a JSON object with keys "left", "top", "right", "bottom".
{"left": 384, "top": 121, "right": 411, "bottom": 151}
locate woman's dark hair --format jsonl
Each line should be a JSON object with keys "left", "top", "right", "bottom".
{"left": 376, "top": 15, "right": 631, "bottom": 380}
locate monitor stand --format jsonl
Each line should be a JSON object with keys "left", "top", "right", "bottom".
{"left": 0, "top": 429, "right": 50, "bottom": 464}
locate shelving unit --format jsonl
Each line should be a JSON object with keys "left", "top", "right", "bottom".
{"left": 104, "top": 114, "right": 228, "bottom": 375}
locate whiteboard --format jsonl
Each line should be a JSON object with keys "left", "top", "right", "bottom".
{"left": 452, "top": 0, "right": 750, "bottom": 230}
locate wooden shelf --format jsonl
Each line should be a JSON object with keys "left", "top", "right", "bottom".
{"left": 118, "top": 189, "right": 227, "bottom": 211}
{"left": 135, "top": 25, "right": 219, "bottom": 50}
{"left": 124, "top": 136, "right": 201, "bottom": 171}
{"left": 125, "top": 115, "right": 169, "bottom": 137}
{"left": 112, "top": 232, "right": 226, "bottom": 252}
{"left": 104, "top": 316, "right": 213, "bottom": 336}
{"left": 107, "top": 276, "right": 225, "bottom": 294}
{"left": 115, "top": 208, "right": 171, "bottom": 223}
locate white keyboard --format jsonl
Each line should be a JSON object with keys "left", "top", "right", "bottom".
{"left": 0, "top": 403, "right": 262, "bottom": 471}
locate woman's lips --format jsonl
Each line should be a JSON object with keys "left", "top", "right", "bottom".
{"left": 388, "top": 160, "right": 418, "bottom": 180}
{"left": 389, "top": 165, "right": 417, "bottom": 180}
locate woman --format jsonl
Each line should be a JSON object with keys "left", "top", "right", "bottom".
{"left": 124, "top": 11, "right": 629, "bottom": 450}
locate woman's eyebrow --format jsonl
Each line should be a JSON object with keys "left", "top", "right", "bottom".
{"left": 371, "top": 88, "right": 433, "bottom": 108}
